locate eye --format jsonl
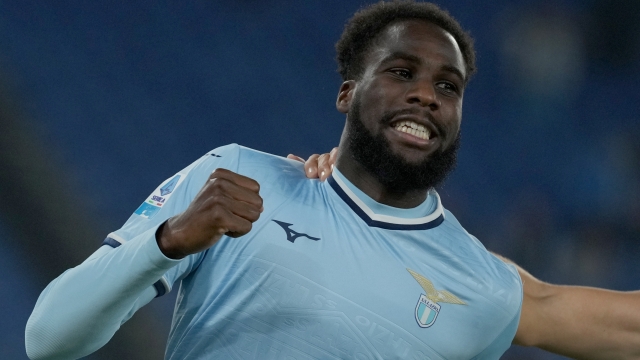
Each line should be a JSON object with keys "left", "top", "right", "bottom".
{"left": 436, "top": 81, "right": 458, "bottom": 94}
{"left": 389, "top": 68, "right": 412, "bottom": 79}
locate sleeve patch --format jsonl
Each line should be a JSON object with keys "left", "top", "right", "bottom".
{"left": 134, "top": 173, "right": 187, "bottom": 219}
{"left": 102, "top": 237, "right": 123, "bottom": 248}
{"left": 102, "top": 233, "right": 128, "bottom": 248}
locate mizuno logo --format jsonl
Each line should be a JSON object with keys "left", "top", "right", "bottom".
{"left": 210, "top": 153, "right": 222, "bottom": 157}
{"left": 272, "top": 220, "right": 320, "bottom": 243}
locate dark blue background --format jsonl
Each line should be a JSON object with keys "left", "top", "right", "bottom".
{"left": 2, "top": 1, "right": 639, "bottom": 359}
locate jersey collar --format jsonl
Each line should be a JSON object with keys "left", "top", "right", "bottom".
{"left": 326, "top": 173, "right": 445, "bottom": 230}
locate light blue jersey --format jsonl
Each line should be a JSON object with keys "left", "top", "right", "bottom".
{"left": 26, "top": 144, "right": 522, "bottom": 360}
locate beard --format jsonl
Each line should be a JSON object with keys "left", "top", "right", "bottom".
{"left": 346, "top": 97, "right": 460, "bottom": 193}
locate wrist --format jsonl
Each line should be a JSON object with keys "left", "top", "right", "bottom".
{"left": 155, "top": 220, "right": 187, "bottom": 260}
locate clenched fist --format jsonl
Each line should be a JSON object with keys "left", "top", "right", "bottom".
{"left": 156, "top": 168, "right": 263, "bottom": 259}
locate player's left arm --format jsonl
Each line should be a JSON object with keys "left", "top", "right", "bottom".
{"left": 292, "top": 149, "right": 640, "bottom": 359}
{"left": 497, "top": 254, "right": 640, "bottom": 360}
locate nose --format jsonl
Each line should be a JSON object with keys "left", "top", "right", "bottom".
{"left": 405, "top": 79, "right": 439, "bottom": 110}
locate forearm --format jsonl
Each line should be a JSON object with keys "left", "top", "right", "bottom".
{"left": 524, "top": 285, "right": 640, "bottom": 360}
{"left": 494, "top": 253, "right": 640, "bottom": 359}
{"left": 25, "top": 227, "right": 179, "bottom": 360}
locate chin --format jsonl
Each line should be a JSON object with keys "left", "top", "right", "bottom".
{"left": 393, "top": 148, "right": 435, "bottom": 165}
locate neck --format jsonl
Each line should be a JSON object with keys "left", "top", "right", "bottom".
{"left": 334, "top": 148, "right": 430, "bottom": 209}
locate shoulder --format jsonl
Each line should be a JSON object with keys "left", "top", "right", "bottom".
{"left": 441, "top": 209, "right": 491, "bottom": 255}
{"left": 200, "top": 145, "right": 311, "bottom": 200}
{"left": 234, "top": 145, "right": 308, "bottom": 184}
{"left": 137, "top": 143, "right": 309, "bottom": 209}
{"left": 196, "top": 144, "right": 305, "bottom": 179}
{"left": 438, "top": 208, "right": 523, "bottom": 307}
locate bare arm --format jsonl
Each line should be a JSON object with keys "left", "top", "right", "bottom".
{"left": 496, "top": 254, "right": 640, "bottom": 360}
{"left": 292, "top": 149, "right": 640, "bottom": 359}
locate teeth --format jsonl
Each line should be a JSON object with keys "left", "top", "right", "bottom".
{"left": 393, "top": 121, "right": 430, "bottom": 140}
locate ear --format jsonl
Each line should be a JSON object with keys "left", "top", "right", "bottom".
{"left": 336, "top": 80, "right": 356, "bottom": 114}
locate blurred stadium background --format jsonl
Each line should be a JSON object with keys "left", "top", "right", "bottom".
{"left": 1, "top": 0, "right": 639, "bottom": 359}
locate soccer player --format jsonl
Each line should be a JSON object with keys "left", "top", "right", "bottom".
{"left": 291, "top": 148, "right": 640, "bottom": 359}
{"left": 25, "top": 1, "right": 640, "bottom": 359}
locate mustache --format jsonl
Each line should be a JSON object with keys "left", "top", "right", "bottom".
{"left": 379, "top": 108, "right": 446, "bottom": 139}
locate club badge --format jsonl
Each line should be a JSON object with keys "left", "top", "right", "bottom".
{"left": 407, "top": 268, "right": 466, "bottom": 328}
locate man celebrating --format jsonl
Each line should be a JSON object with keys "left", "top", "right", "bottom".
{"left": 26, "top": 1, "right": 640, "bottom": 359}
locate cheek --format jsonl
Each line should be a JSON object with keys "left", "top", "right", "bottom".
{"left": 450, "top": 100, "right": 463, "bottom": 122}
{"left": 366, "top": 89, "right": 398, "bottom": 122}
{"left": 360, "top": 77, "right": 397, "bottom": 103}
{"left": 443, "top": 104, "right": 462, "bottom": 140}
{"left": 360, "top": 86, "right": 385, "bottom": 105}
{"left": 356, "top": 88, "right": 387, "bottom": 119}
{"left": 453, "top": 107, "right": 462, "bottom": 128}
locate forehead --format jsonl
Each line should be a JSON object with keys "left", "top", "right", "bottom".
{"left": 365, "top": 20, "right": 465, "bottom": 76}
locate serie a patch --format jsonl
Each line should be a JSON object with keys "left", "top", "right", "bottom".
{"left": 134, "top": 173, "right": 186, "bottom": 219}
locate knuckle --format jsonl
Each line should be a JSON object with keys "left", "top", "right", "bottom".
{"left": 210, "top": 168, "right": 234, "bottom": 180}
{"left": 240, "top": 220, "right": 253, "bottom": 234}
{"left": 209, "top": 168, "right": 224, "bottom": 178}
{"left": 251, "top": 179, "right": 260, "bottom": 192}
{"left": 208, "top": 196, "right": 229, "bottom": 214}
{"left": 248, "top": 211, "right": 261, "bottom": 222}
{"left": 211, "top": 210, "right": 233, "bottom": 229}
{"left": 329, "top": 148, "right": 338, "bottom": 162}
{"left": 208, "top": 204, "right": 223, "bottom": 218}
{"left": 219, "top": 215, "right": 234, "bottom": 228}
{"left": 244, "top": 205, "right": 260, "bottom": 219}
{"left": 207, "top": 184, "right": 223, "bottom": 198}
{"left": 210, "top": 177, "right": 230, "bottom": 191}
{"left": 306, "top": 154, "right": 319, "bottom": 164}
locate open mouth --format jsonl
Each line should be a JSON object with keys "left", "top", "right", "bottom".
{"left": 392, "top": 120, "right": 432, "bottom": 140}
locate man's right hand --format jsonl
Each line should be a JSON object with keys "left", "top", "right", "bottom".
{"left": 156, "top": 168, "right": 263, "bottom": 259}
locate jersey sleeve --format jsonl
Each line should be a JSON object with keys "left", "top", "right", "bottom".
{"left": 103, "top": 143, "right": 240, "bottom": 296}
{"left": 25, "top": 144, "right": 240, "bottom": 360}
{"left": 471, "top": 262, "right": 523, "bottom": 359}
{"left": 471, "top": 304, "right": 522, "bottom": 359}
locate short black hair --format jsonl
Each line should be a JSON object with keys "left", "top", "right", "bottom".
{"left": 336, "top": 0, "right": 476, "bottom": 83}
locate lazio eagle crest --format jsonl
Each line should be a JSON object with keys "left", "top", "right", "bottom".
{"left": 407, "top": 268, "right": 466, "bottom": 328}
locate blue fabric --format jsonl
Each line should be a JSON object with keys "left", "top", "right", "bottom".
{"left": 27, "top": 144, "right": 522, "bottom": 360}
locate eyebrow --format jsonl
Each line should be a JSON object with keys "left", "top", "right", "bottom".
{"left": 380, "top": 51, "right": 466, "bottom": 83}
{"left": 440, "top": 64, "right": 466, "bottom": 84}
{"left": 380, "top": 51, "right": 422, "bottom": 66}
